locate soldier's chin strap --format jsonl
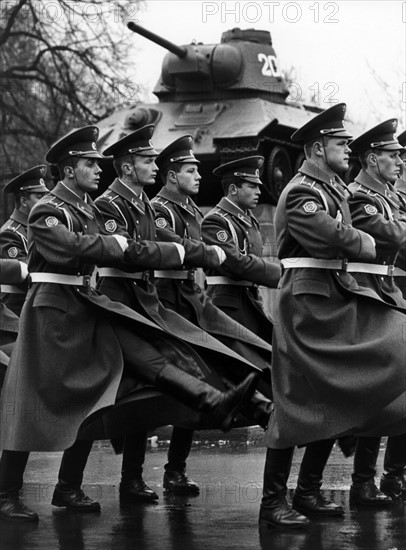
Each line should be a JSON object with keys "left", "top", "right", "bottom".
{"left": 130, "top": 154, "right": 141, "bottom": 189}
{"left": 321, "top": 136, "right": 336, "bottom": 177}
{"left": 69, "top": 158, "right": 87, "bottom": 197}
{"left": 373, "top": 150, "right": 390, "bottom": 186}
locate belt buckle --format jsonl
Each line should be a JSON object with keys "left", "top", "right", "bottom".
{"left": 387, "top": 265, "right": 395, "bottom": 277}
{"left": 341, "top": 258, "right": 348, "bottom": 272}
{"left": 187, "top": 269, "right": 195, "bottom": 281}
{"left": 82, "top": 275, "right": 91, "bottom": 291}
{"left": 142, "top": 271, "right": 150, "bottom": 282}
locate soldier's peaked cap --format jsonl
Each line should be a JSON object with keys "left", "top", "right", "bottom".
{"left": 156, "top": 135, "right": 199, "bottom": 170}
{"left": 103, "top": 125, "right": 158, "bottom": 158}
{"left": 46, "top": 126, "right": 103, "bottom": 164}
{"left": 291, "top": 103, "right": 352, "bottom": 144}
{"left": 350, "top": 119, "right": 404, "bottom": 154}
{"left": 4, "top": 165, "right": 49, "bottom": 195}
{"left": 397, "top": 129, "right": 406, "bottom": 148}
{"left": 213, "top": 156, "right": 264, "bottom": 185}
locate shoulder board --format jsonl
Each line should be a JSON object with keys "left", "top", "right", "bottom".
{"left": 151, "top": 197, "right": 168, "bottom": 207}
{"left": 46, "top": 196, "right": 65, "bottom": 208}
{"left": 1, "top": 219, "right": 19, "bottom": 232}
{"left": 297, "top": 175, "right": 318, "bottom": 188}
{"left": 100, "top": 190, "right": 120, "bottom": 203}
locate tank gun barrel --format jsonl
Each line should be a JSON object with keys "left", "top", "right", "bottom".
{"left": 127, "top": 22, "right": 187, "bottom": 58}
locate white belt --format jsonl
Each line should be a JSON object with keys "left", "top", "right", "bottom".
{"left": 0, "top": 285, "right": 25, "bottom": 294}
{"left": 154, "top": 270, "right": 194, "bottom": 280}
{"left": 30, "top": 273, "right": 92, "bottom": 286}
{"left": 281, "top": 258, "right": 406, "bottom": 277}
{"left": 97, "top": 267, "right": 149, "bottom": 280}
{"left": 206, "top": 276, "right": 255, "bottom": 287}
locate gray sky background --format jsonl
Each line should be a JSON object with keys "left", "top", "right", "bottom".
{"left": 124, "top": 0, "right": 405, "bottom": 131}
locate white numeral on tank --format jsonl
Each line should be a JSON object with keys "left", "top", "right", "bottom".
{"left": 258, "top": 53, "right": 281, "bottom": 77}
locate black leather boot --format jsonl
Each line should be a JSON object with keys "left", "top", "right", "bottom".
{"left": 259, "top": 448, "right": 310, "bottom": 529}
{"left": 164, "top": 428, "right": 199, "bottom": 495}
{"left": 52, "top": 440, "right": 101, "bottom": 512}
{"left": 155, "top": 365, "right": 258, "bottom": 432}
{"left": 380, "top": 434, "right": 406, "bottom": 499}
{"left": 120, "top": 432, "right": 158, "bottom": 503}
{"left": 293, "top": 439, "right": 344, "bottom": 516}
{"left": 350, "top": 437, "right": 392, "bottom": 506}
{"left": 0, "top": 450, "right": 38, "bottom": 522}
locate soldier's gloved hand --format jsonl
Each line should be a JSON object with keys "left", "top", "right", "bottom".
{"left": 172, "top": 243, "right": 186, "bottom": 264}
{"left": 113, "top": 234, "right": 129, "bottom": 253}
{"left": 212, "top": 245, "right": 226, "bottom": 265}
{"left": 19, "top": 261, "right": 29, "bottom": 281}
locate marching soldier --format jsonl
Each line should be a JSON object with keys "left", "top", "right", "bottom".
{"left": 0, "top": 126, "right": 258, "bottom": 522}
{"left": 395, "top": 129, "right": 406, "bottom": 298}
{"left": 260, "top": 103, "right": 406, "bottom": 529}
{"left": 0, "top": 259, "right": 28, "bottom": 378}
{"left": 94, "top": 126, "right": 260, "bottom": 504}
{"left": 0, "top": 166, "right": 49, "bottom": 315}
{"left": 347, "top": 120, "right": 406, "bottom": 505}
{"left": 201, "top": 155, "right": 279, "bottom": 342}
{"left": 151, "top": 137, "right": 274, "bottom": 495}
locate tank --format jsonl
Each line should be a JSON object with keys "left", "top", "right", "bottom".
{"left": 96, "top": 23, "right": 360, "bottom": 206}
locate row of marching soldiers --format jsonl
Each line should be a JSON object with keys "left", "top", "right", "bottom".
{"left": 0, "top": 104, "right": 405, "bottom": 529}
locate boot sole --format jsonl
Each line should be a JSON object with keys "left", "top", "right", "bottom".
{"left": 293, "top": 504, "right": 344, "bottom": 517}
{"left": 221, "top": 373, "right": 259, "bottom": 432}
{"left": 163, "top": 486, "right": 200, "bottom": 496}
{"left": 51, "top": 499, "right": 101, "bottom": 512}
{"left": 349, "top": 496, "right": 392, "bottom": 507}
{"left": 259, "top": 518, "right": 310, "bottom": 529}
{"left": 0, "top": 512, "right": 39, "bottom": 522}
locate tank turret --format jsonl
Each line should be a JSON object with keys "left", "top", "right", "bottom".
{"left": 97, "top": 23, "right": 360, "bottom": 205}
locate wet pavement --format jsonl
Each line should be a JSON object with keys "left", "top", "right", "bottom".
{"left": 0, "top": 431, "right": 405, "bottom": 550}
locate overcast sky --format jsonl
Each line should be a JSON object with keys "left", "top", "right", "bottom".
{"left": 124, "top": 0, "right": 405, "bottom": 131}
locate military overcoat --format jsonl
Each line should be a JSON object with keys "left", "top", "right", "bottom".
{"left": 348, "top": 170, "right": 406, "bottom": 310}
{"left": 0, "top": 260, "right": 22, "bottom": 375}
{"left": 0, "top": 209, "right": 29, "bottom": 315}
{"left": 95, "top": 179, "right": 260, "bottom": 378}
{"left": 0, "top": 182, "right": 194, "bottom": 452}
{"left": 265, "top": 160, "right": 406, "bottom": 449}
{"left": 201, "top": 197, "right": 279, "bottom": 343}
{"left": 151, "top": 186, "right": 273, "bottom": 386}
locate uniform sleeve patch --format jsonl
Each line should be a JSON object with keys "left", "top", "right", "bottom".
{"left": 364, "top": 204, "right": 378, "bottom": 215}
{"left": 7, "top": 246, "right": 18, "bottom": 258}
{"left": 45, "top": 216, "right": 58, "bottom": 227}
{"left": 155, "top": 217, "right": 168, "bottom": 229}
{"left": 216, "top": 230, "right": 228, "bottom": 243}
{"left": 303, "top": 201, "right": 318, "bottom": 213}
{"left": 105, "top": 219, "right": 117, "bottom": 233}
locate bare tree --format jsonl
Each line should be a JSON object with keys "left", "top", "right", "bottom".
{"left": 0, "top": 0, "right": 142, "bottom": 181}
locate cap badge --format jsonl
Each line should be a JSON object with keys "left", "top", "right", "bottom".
{"left": 39, "top": 167, "right": 46, "bottom": 175}
{"left": 39, "top": 178, "right": 45, "bottom": 185}
{"left": 91, "top": 142, "right": 97, "bottom": 150}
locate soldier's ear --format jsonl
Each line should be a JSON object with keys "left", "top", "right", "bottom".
{"left": 121, "top": 162, "right": 131, "bottom": 175}
{"left": 314, "top": 141, "right": 324, "bottom": 157}
{"left": 65, "top": 166, "right": 75, "bottom": 179}
{"left": 369, "top": 153, "right": 377, "bottom": 166}
{"left": 229, "top": 184, "right": 237, "bottom": 195}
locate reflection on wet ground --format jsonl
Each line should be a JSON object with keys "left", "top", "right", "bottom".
{"left": 0, "top": 435, "right": 404, "bottom": 550}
